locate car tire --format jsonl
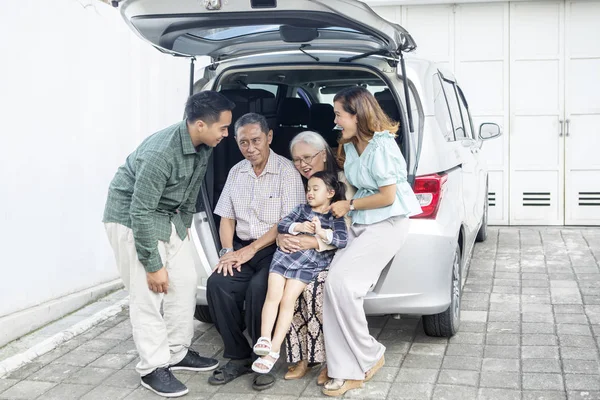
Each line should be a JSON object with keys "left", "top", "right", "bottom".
{"left": 422, "top": 243, "right": 461, "bottom": 337}
{"left": 194, "top": 305, "right": 213, "bottom": 323}
{"left": 475, "top": 188, "right": 488, "bottom": 243}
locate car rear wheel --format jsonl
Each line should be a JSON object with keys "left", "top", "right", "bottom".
{"left": 422, "top": 243, "right": 461, "bottom": 337}
{"left": 475, "top": 187, "right": 488, "bottom": 243}
{"left": 194, "top": 305, "right": 213, "bottom": 323}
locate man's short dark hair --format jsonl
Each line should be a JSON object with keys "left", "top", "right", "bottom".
{"left": 185, "top": 91, "right": 235, "bottom": 124}
{"left": 234, "top": 113, "right": 270, "bottom": 137}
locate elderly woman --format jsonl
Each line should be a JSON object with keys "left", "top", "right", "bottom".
{"left": 277, "top": 131, "right": 355, "bottom": 384}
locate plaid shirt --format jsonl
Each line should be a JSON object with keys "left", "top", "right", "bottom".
{"left": 103, "top": 120, "right": 212, "bottom": 272}
{"left": 215, "top": 150, "right": 305, "bottom": 241}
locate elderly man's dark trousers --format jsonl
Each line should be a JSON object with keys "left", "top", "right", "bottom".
{"left": 206, "top": 241, "right": 276, "bottom": 360}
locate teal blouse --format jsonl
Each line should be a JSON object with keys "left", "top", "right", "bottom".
{"left": 344, "top": 131, "right": 422, "bottom": 225}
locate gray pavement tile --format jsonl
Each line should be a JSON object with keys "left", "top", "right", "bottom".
{"left": 567, "top": 391, "right": 600, "bottom": 399}
{"left": 523, "top": 373, "right": 564, "bottom": 390}
{"left": 486, "top": 334, "right": 520, "bottom": 346}
{"left": 523, "top": 391, "right": 567, "bottom": 400}
{"left": 77, "top": 339, "right": 122, "bottom": 353}
{"left": 522, "top": 334, "right": 558, "bottom": 346}
{"left": 103, "top": 368, "right": 141, "bottom": 389}
{"left": 484, "top": 346, "right": 520, "bottom": 359}
{"left": 123, "top": 387, "right": 175, "bottom": 400}
{"left": 29, "top": 363, "right": 80, "bottom": 383}
{"left": 445, "top": 344, "right": 483, "bottom": 358}
{"left": 522, "top": 346, "right": 560, "bottom": 359}
{"left": 562, "top": 359, "right": 600, "bottom": 375}
{"left": 463, "top": 292, "right": 490, "bottom": 303}
{"left": 489, "top": 303, "right": 521, "bottom": 313}
{"left": 522, "top": 288, "right": 551, "bottom": 295}
{"left": 432, "top": 384, "right": 478, "bottom": 400}
{"left": 36, "top": 383, "right": 94, "bottom": 400}
{"left": 65, "top": 366, "right": 117, "bottom": 386}
{"left": 368, "top": 367, "right": 397, "bottom": 383}
{"left": 555, "top": 314, "right": 590, "bottom": 325}
{"left": 481, "top": 358, "right": 520, "bottom": 372}
{"left": 490, "top": 294, "right": 522, "bottom": 304}
{"left": 79, "top": 385, "right": 134, "bottom": 400}
{"left": 55, "top": 349, "right": 104, "bottom": 366}
{"left": 436, "top": 370, "right": 478, "bottom": 387}
{"left": 488, "top": 312, "right": 521, "bottom": 322}
{"left": 0, "top": 380, "right": 55, "bottom": 399}
{"left": 459, "top": 322, "right": 487, "bottom": 333}
{"left": 487, "top": 322, "right": 520, "bottom": 334}
{"left": 491, "top": 286, "right": 521, "bottom": 295}
{"left": 0, "top": 379, "right": 19, "bottom": 393}
{"left": 565, "top": 374, "right": 600, "bottom": 391}
{"left": 256, "top": 396, "right": 301, "bottom": 400}
{"left": 35, "top": 342, "right": 81, "bottom": 364}
{"left": 448, "top": 332, "right": 485, "bottom": 345}
{"left": 383, "top": 352, "right": 404, "bottom": 367}
{"left": 408, "top": 343, "right": 447, "bottom": 356}
{"left": 378, "top": 340, "right": 410, "bottom": 354}
{"left": 522, "top": 294, "right": 552, "bottom": 304}
{"left": 441, "top": 356, "right": 481, "bottom": 371}
{"left": 552, "top": 288, "right": 584, "bottom": 305}
{"left": 478, "top": 388, "right": 521, "bottom": 400}
{"left": 6, "top": 361, "right": 45, "bottom": 380}
{"left": 522, "top": 359, "right": 562, "bottom": 373}
{"left": 402, "top": 354, "right": 443, "bottom": 369}
{"left": 343, "top": 381, "right": 391, "bottom": 399}
{"left": 522, "top": 323, "right": 555, "bottom": 335}
{"left": 551, "top": 280, "right": 579, "bottom": 288}
{"left": 460, "top": 311, "right": 488, "bottom": 323}
{"left": 561, "top": 347, "right": 600, "bottom": 361}
{"left": 558, "top": 335, "right": 597, "bottom": 348}
{"left": 211, "top": 394, "right": 255, "bottom": 400}
{"left": 388, "top": 383, "right": 433, "bottom": 399}
{"left": 557, "top": 324, "right": 592, "bottom": 336}
{"left": 523, "top": 313, "right": 555, "bottom": 324}
{"left": 257, "top": 374, "right": 310, "bottom": 396}
{"left": 480, "top": 371, "right": 520, "bottom": 389}
{"left": 461, "top": 301, "right": 489, "bottom": 311}
{"left": 395, "top": 368, "right": 438, "bottom": 384}
{"left": 89, "top": 353, "right": 137, "bottom": 369}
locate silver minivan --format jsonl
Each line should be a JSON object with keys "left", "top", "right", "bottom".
{"left": 116, "top": 0, "right": 502, "bottom": 337}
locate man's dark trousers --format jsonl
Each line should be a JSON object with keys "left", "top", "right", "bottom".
{"left": 207, "top": 241, "right": 277, "bottom": 360}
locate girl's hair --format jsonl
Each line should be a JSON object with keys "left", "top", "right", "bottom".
{"left": 309, "top": 171, "right": 346, "bottom": 204}
{"left": 289, "top": 130, "right": 339, "bottom": 175}
{"left": 333, "top": 86, "right": 399, "bottom": 168}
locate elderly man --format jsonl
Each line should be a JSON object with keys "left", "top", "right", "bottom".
{"left": 206, "top": 113, "right": 305, "bottom": 390}
{"left": 103, "top": 91, "right": 235, "bottom": 398}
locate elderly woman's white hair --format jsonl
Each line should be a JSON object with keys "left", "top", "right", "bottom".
{"left": 289, "top": 130, "right": 340, "bottom": 174}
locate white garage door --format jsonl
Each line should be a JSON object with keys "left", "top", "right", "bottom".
{"left": 373, "top": 0, "right": 600, "bottom": 226}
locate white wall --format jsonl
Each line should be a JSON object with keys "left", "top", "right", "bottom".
{"left": 0, "top": 0, "right": 191, "bottom": 319}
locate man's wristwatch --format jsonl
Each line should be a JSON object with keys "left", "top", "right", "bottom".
{"left": 219, "top": 247, "right": 233, "bottom": 257}
{"left": 349, "top": 199, "right": 355, "bottom": 211}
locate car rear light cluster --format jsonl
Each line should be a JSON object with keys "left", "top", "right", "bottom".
{"left": 411, "top": 173, "right": 448, "bottom": 219}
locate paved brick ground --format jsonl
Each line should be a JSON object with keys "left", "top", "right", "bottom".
{"left": 2, "top": 227, "right": 600, "bottom": 400}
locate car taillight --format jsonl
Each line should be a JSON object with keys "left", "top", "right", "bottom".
{"left": 411, "top": 173, "right": 448, "bottom": 219}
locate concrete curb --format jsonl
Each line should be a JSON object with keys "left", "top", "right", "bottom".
{"left": 0, "top": 297, "right": 129, "bottom": 378}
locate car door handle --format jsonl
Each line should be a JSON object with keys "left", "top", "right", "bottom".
{"left": 470, "top": 147, "right": 479, "bottom": 154}
{"left": 565, "top": 119, "right": 570, "bottom": 137}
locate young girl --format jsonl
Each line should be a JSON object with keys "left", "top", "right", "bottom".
{"left": 251, "top": 171, "right": 348, "bottom": 374}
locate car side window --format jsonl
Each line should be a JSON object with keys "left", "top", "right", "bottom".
{"left": 456, "top": 86, "right": 475, "bottom": 140}
{"left": 441, "top": 79, "right": 467, "bottom": 140}
{"left": 433, "top": 74, "right": 455, "bottom": 141}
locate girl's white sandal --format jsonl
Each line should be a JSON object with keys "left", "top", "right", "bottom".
{"left": 253, "top": 336, "right": 272, "bottom": 356}
{"left": 251, "top": 351, "right": 280, "bottom": 374}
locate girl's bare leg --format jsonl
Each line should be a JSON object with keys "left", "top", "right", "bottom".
{"left": 260, "top": 273, "right": 287, "bottom": 343}
{"left": 271, "top": 279, "right": 308, "bottom": 353}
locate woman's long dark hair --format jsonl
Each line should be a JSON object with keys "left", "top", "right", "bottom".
{"left": 309, "top": 171, "right": 346, "bottom": 203}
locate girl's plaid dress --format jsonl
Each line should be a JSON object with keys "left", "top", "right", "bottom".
{"left": 270, "top": 204, "right": 347, "bottom": 283}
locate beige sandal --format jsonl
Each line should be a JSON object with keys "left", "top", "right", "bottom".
{"left": 284, "top": 360, "right": 309, "bottom": 380}
{"left": 322, "top": 379, "right": 364, "bottom": 397}
{"left": 365, "top": 355, "right": 385, "bottom": 382}
{"left": 317, "top": 365, "right": 330, "bottom": 386}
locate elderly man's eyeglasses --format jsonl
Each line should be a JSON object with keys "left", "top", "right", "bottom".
{"left": 292, "top": 150, "right": 323, "bottom": 166}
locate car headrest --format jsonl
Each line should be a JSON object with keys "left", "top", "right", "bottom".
{"left": 278, "top": 98, "right": 310, "bottom": 126}
{"left": 308, "top": 103, "right": 335, "bottom": 132}
{"left": 374, "top": 89, "right": 400, "bottom": 123}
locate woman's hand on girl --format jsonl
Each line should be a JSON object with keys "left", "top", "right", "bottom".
{"left": 329, "top": 200, "right": 351, "bottom": 218}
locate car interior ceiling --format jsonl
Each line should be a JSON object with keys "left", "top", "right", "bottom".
{"left": 201, "top": 68, "right": 405, "bottom": 223}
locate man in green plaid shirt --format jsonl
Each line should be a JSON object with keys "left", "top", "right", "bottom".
{"left": 103, "top": 91, "right": 235, "bottom": 398}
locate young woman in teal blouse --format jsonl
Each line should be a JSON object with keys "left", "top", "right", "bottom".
{"left": 321, "top": 86, "right": 422, "bottom": 396}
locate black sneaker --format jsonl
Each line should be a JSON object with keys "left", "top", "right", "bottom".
{"left": 170, "top": 349, "right": 219, "bottom": 372}
{"left": 141, "top": 367, "right": 188, "bottom": 398}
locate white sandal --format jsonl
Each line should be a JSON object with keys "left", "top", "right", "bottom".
{"left": 251, "top": 351, "right": 280, "bottom": 374}
{"left": 253, "top": 337, "right": 272, "bottom": 356}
